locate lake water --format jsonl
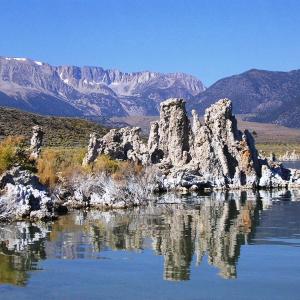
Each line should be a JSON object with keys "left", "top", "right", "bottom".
{"left": 282, "top": 160, "right": 300, "bottom": 169}
{"left": 0, "top": 189, "right": 300, "bottom": 300}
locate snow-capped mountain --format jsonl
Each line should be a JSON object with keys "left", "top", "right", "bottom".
{"left": 0, "top": 57, "right": 205, "bottom": 117}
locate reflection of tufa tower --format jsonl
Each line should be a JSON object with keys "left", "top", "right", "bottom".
{"left": 151, "top": 191, "right": 261, "bottom": 280}
{"left": 152, "top": 212, "right": 194, "bottom": 281}
{"left": 60, "top": 192, "right": 261, "bottom": 281}
{"left": 0, "top": 191, "right": 267, "bottom": 286}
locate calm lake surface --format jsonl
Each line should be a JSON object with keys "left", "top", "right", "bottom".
{"left": 283, "top": 160, "right": 300, "bottom": 169}
{"left": 1, "top": 189, "right": 300, "bottom": 300}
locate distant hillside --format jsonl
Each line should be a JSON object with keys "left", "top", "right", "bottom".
{"left": 0, "top": 107, "right": 108, "bottom": 147}
{"left": 189, "top": 69, "right": 300, "bottom": 128}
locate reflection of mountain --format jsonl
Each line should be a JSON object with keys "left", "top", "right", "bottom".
{"left": 1, "top": 190, "right": 300, "bottom": 286}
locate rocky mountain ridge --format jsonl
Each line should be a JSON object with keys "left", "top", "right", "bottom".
{"left": 0, "top": 56, "right": 204, "bottom": 117}
{"left": 189, "top": 68, "right": 300, "bottom": 127}
{"left": 1, "top": 56, "right": 300, "bottom": 128}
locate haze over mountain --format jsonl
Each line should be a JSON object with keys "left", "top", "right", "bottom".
{"left": 0, "top": 56, "right": 204, "bottom": 117}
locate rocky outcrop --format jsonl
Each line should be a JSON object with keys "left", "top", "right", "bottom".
{"left": 187, "top": 99, "right": 260, "bottom": 188}
{"left": 0, "top": 125, "right": 67, "bottom": 222}
{"left": 83, "top": 127, "right": 149, "bottom": 165}
{"left": 153, "top": 98, "right": 191, "bottom": 166}
{"left": 29, "top": 125, "right": 44, "bottom": 160}
{"left": 0, "top": 167, "right": 61, "bottom": 221}
{"left": 82, "top": 133, "right": 102, "bottom": 166}
{"left": 83, "top": 97, "right": 300, "bottom": 191}
{"left": 101, "top": 127, "right": 148, "bottom": 162}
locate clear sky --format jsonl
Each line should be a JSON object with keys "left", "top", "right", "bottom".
{"left": 0, "top": 0, "right": 299, "bottom": 86}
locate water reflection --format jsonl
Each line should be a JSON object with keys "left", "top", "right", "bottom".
{"left": 1, "top": 189, "right": 300, "bottom": 285}
{"left": 0, "top": 222, "right": 49, "bottom": 285}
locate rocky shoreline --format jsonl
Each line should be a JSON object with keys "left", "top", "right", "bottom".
{"left": 1, "top": 97, "right": 300, "bottom": 222}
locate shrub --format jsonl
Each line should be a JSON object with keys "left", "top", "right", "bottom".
{"left": 91, "top": 155, "right": 122, "bottom": 174}
{"left": 37, "top": 148, "right": 145, "bottom": 189}
{"left": 37, "top": 148, "right": 86, "bottom": 187}
{"left": 0, "top": 136, "right": 35, "bottom": 174}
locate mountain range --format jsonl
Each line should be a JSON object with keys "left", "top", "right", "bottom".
{"left": 0, "top": 56, "right": 204, "bottom": 117}
{"left": 189, "top": 68, "right": 300, "bottom": 128}
{"left": 0, "top": 56, "right": 299, "bottom": 128}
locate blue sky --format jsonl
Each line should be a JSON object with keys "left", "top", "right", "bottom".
{"left": 0, "top": 0, "right": 299, "bottom": 85}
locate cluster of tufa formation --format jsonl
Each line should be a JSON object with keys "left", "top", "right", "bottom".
{"left": 83, "top": 98, "right": 300, "bottom": 191}
{"left": 0, "top": 167, "right": 55, "bottom": 221}
{"left": 83, "top": 127, "right": 149, "bottom": 166}
{"left": 0, "top": 127, "right": 64, "bottom": 222}
{"left": 2, "top": 98, "right": 300, "bottom": 223}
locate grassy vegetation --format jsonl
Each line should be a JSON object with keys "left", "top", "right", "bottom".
{"left": 36, "top": 148, "right": 143, "bottom": 188}
{"left": 0, "top": 107, "right": 108, "bottom": 147}
{"left": 36, "top": 147, "right": 86, "bottom": 187}
{"left": 256, "top": 143, "right": 300, "bottom": 157}
{"left": 0, "top": 136, "right": 35, "bottom": 173}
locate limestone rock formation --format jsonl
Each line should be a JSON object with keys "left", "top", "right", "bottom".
{"left": 83, "top": 127, "right": 149, "bottom": 165}
{"left": 0, "top": 167, "right": 59, "bottom": 221}
{"left": 82, "top": 133, "right": 102, "bottom": 166}
{"left": 29, "top": 125, "right": 44, "bottom": 160}
{"left": 154, "top": 98, "right": 191, "bottom": 166}
{"left": 190, "top": 99, "right": 260, "bottom": 188}
{"left": 82, "top": 97, "right": 300, "bottom": 191}
{"left": 146, "top": 98, "right": 261, "bottom": 189}
{"left": 101, "top": 127, "right": 148, "bottom": 162}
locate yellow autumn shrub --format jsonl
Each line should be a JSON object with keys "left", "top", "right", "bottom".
{"left": 0, "top": 136, "right": 34, "bottom": 174}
